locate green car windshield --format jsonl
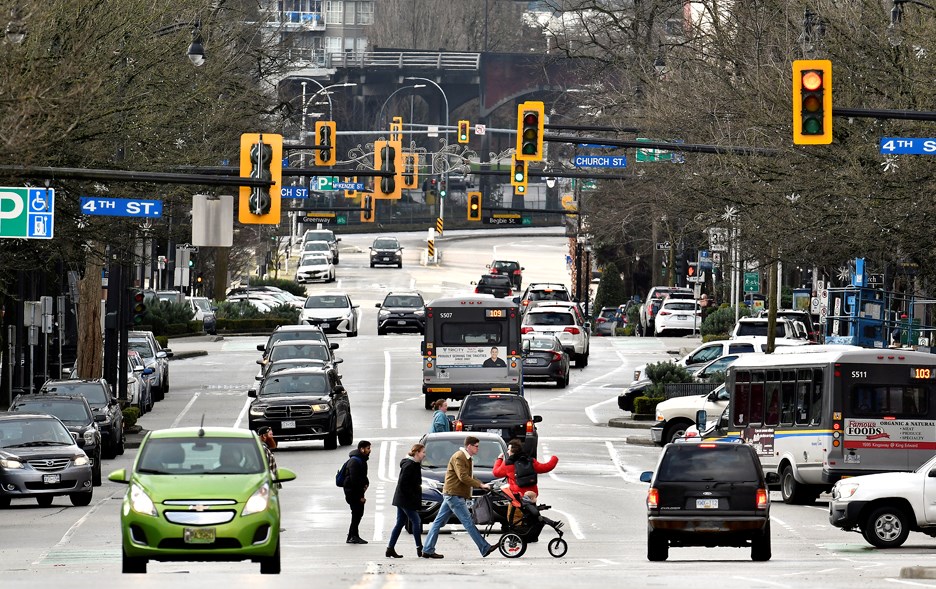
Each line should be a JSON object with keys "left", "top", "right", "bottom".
{"left": 136, "top": 437, "right": 265, "bottom": 475}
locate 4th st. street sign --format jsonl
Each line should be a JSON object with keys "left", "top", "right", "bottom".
{"left": 0, "top": 187, "right": 55, "bottom": 239}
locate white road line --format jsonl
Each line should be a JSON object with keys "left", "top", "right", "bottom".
{"left": 234, "top": 396, "right": 251, "bottom": 429}
{"left": 170, "top": 391, "right": 201, "bottom": 428}
{"left": 605, "top": 440, "right": 643, "bottom": 483}
{"left": 584, "top": 396, "right": 618, "bottom": 424}
{"left": 885, "top": 579, "right": 936, "bottom": 587}
{"left": 33, "top": 488, "right": 121, "bottom": 565}
{"left": 546, "top": 507, "right": 585, "bottom": 539}
{"left": 381, "top": 350, "right": 392, "bottom": 429}
{"left": 731, "top": 577, "right": 791, "bottom": 588}
{"left": 390, "top": 401, "right": 404, "bottom": 429}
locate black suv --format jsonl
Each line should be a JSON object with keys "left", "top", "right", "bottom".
{"left": 488, "top": 260, "right": 523, "bottom": 290}
{"left": 39, "top": 380, "right": 124, "bottom": 458}
{"left": 248, "top": 367, "right": 353, "bottom": 450}
{"left": 369, "top": 236, "right": 404, "bottom": 268}
{"left": 453, "top": 392, "right": 542, "bottom": 457}
{"left": 639, "top": 442, "right": 778, "bottom": 561}
{"left": 474, "top": 274, "right": 514, "bottom": 298}
{"left": 9, "top": 395, "right": 103, "bottom": 487}
{"left": 376, "top": 291, "right": 425, "bottom": 335}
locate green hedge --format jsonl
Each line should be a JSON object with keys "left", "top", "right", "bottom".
{"left": 155, "top": 335, "right": 169, "bottom": 349}
{"left": 634, "top": 396, "right": 665, "bottom": 415}
{"left": 122, "top": 406, "right": 141, "bottom": 429}
{"left": 216, "top": 318, "right": 296, "bottom": 331}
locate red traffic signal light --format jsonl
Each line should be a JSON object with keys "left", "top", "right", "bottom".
{"left": 792, "top": 60, "right": 832, "bottom": 145}
{"left": 516, "top": 101, "right": 545, "bottom": 161}
{"left": 130, "top": 289, "right": 147, "bottom": 324}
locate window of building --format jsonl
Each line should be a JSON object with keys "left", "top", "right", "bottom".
{"left": 356, "top": 1, "right": 374, "bottom": 25}
{"left": 326, "top": 0, "right": 343, "bottom": 25}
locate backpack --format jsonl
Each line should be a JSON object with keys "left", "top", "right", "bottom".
{"left": 513, "top": 455, "right": 537, "bottom": 488}
{"left": 335, "top": 455, "right": 362, "bottom": 487}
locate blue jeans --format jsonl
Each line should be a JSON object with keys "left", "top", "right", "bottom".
{"left": 387, "top": 506, "right": 422, "bottom": 550}
{"left": 422, "top": 494, "right": 491, "bottom": 556}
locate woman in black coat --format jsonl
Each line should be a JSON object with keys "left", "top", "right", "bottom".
{"left": 386, "top": 443, "right": 426, "bottom": 558}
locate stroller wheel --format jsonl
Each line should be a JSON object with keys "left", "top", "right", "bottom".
{"left": 498, "top": 533, "right": 527, "bottom": 558}
{"left": 548, "top": 537, "right": 568, "bottom": 558}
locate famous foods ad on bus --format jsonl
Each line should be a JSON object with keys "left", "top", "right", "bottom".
{"left": 844, "top": 419, "right": 936, "bottom": 450}
{"left": 436, "top": 346, "right": 509, "bottom": 369}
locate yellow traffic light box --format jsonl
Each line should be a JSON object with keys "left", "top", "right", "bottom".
{"left": 793, "top": 60, "right": 832, "bottom": 145}
{"left": 238, "top": 133, "right": 283, "bottom": 225}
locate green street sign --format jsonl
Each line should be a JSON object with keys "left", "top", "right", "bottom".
{"left": 336, "top": 215, "right": 347, "bottom": 225}
{"left": 0, "top": 187, "right": 55, "bottom": 239}
{"left": 744, "top": 272, "right": 760, "bottom": 293}
{"left": 315, "top": 176, "right": 339, "bottom": 191}
{"left": 521, "top": 215, "right": 532, "bottom": 226}
{"left": 635, "top": 138, "right": 673, "bottom": 162}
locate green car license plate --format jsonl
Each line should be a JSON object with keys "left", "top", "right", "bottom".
{"left": 184, "top": 527, "right": 216, "bottom": 544}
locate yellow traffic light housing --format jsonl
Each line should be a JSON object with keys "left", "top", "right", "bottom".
{"left": 373, "top": 140, "right": 403, "bottom": 199}
{"left": 314, "top": 121, "right": 337, "bottom": 166}
{"left": 793, "top": 60, "right": 832, "bottom": 145}
{"left": 344, "top": 176, "right": 359, "bottom": 199}
{"left": 457, "top": 120, "right": 470, "bottom": 144}
{"left": 516, "top": 101, "right": 545, "bottom": 161}
{"left": 361, "top": 194, "right": 376, "bottom": 223}
{"left": 510, "top": 154, "right": 528, "bottom": 195}
{"left": 390, "top": 116, "right": 403, "bottom": 142}
{"left": 467, "top": 191, "right": 482, "bottom": 221}
{"left": 238, "top": 133, "right": 283, "bottom": 225}
{"left": 402, "top": 153, "right": 419, "bottom": 189}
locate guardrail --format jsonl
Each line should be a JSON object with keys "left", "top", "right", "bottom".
{"left": 286, "top": 50, "right": 481, "bottom": 71}
{"left": 664, "top": 383, "right": 718, "bottom": 399}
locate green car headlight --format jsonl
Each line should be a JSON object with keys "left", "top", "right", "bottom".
{"left": 242, "top": 483, "right": 270, "bottom": 516}
{"left": 0, "top": 458, "right": 24, "bottom": 469}
{"left": 73, "top": 455, "right": 90, "bottom": 466}
{"left": 130, "top": 483, "right": 158, "bottom": 517}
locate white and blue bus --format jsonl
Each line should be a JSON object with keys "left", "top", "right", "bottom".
{"left": 722, "top": 346, "right": 936, "bottom": 504}
{"left": 421, "top": 295, "right": 522, "bottom": 409}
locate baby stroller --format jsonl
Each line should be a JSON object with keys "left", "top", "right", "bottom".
{"left": 472, "top": 486, "right": 568, "bottom": 558}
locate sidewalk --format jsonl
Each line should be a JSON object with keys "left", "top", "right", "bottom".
{"left": 609, "top": 415, "right": 656, "bottom": 446}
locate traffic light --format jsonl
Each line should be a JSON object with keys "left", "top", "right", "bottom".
{"left": 439, "top": 181, "right": 447, "bottom": 198}
{"left": 314, "top": 121, "right": 337, "bottom": 166}
{"left": 361, "top": 194, "right": 376, "bottom": 223}
{"left": 188, "top": 250, "right": 196, "bottom": 269}
{"left": 129, "top": 289, "right": 146, "bottom": 325}
{"left": 793, "top": 59, "right": 832, "bottom": 145}
{"left": 457, "top": 120, "right": 470, "bottom": 144}
{"left": 402, "top": 153, "right": 418, "bottom": 189}
{"left": 373, "top": 140, "right": 402, "bottom": 199}
{"left": 344, "top": 176, "right": 359, "bottom": 198}
{"left": 390, "top": 116, "right": 403, "bottom": 142}
{"left": 238, "top": 133, "right": 283, "bottom": 224}
{"left": 467, "top": 191, "right": 482, "bottom": 221}
{"left": 516, "top": 101, "right": 545, "bottom": 161}
{"left": 510, "top": 154, "right": 528, "bottom": 195}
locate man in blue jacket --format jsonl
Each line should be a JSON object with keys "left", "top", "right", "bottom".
{"left": 343, "top": 440, "right": 371, "bottom": 544}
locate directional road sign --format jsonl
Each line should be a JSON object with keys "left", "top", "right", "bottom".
{"left": 281, "top": 186, "right": 309, "bottom": 199}
{"left": 744, "top": 272, "right": 760, "bottom": 293}
{"left": 333, "top": 181, "right": 364, "bottom": 191}
{"left": 572, "top": 154, "right": 627, "bottom": 168}
{"left": 655, "top": 241, "right": 671, "bottom": 250}
{"left": 484, "top": 213, "right": 526, "bottom": 226}
{"left": 80, "top": 197, "right": 163, "bottom": 218}
{"left": 880, "top": 138, "right": 936, "bottom": 155}
{"left": 0, "top": 187, "right": 55, "bottom": 239}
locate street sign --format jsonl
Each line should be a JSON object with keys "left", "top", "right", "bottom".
{"left": 304, "top": 212, "right": 336, "bottom": 224}
{"left": 333, "top": 181, "right": 364, "bottom": 191}
{"left": 687, "top": 272, "right": 705, "bottom": 283}
{"left": 0, "top": 187, "right": 54, "bottom": 239}
{"left": 336, "top": 215, "right": 347, "bottom": 225}
{"left": 521, "top": 215, "right": 532, "bottom": 226}
{"left": 880, "top": 138, "right": 936, "bottom": 155}
{"left": 655, "top": 241, "right": 671, "bottom": 251}
{"left": 744, "top": 272, "right": 760, "bottom": 293}
{"left": 474, "top": 124, "right": 486, "bottom": 136}
{"left": 427, "top": 125, "right": 439, "bottom": 138}
{"left": 484, "top": 213, "right": 522, "bottom": 225}
{"left": 867, "top": 273, "right": 884, "bottom": 288}
{"left": 316, "top": 176, "right": 339, "bottom": 191}
{"left": 709, "top": 227, "right": 728, "bottom": 252}
{"left": 698, "top": 250, "right": 713, "bottom": 269}
{"left": 281, "top": 186, "right": 309, "bottom": 199}
{"left": 80, "top": 197, "right": 162, "bottom": 218}
{"left": 572, "top": 154, "right": 627, "bottom": 168}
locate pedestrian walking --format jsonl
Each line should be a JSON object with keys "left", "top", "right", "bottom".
{"left": 386, "top": 443, "right": 426, "bottom": 558}
{"left": 429, "top": 399, "right": 451, "bottom": 432}
{"left": 420, "top": 436, "right": 497, "bottom": 559}
{"left": 256, "top": 426, "right": 279, "bottom": 484}
{"left": 343, "top": 440, "right": 371, "bottom": 544}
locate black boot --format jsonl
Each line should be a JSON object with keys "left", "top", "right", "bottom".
{"left": 386, "top": 547, "right": 403, "bottom": 558}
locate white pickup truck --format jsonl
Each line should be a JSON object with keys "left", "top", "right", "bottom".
{"left": 829, "top": 453, "right": 936, "bottom": 548}
{"left": 650, "top": 384, "right": 728, "bottom": 445}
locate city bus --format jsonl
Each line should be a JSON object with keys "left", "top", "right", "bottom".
{"left": 421, "top": 295, "right": 522, "bottom": 409}
{"left": 721, "top": 346, "right": 936, "bottom": 504}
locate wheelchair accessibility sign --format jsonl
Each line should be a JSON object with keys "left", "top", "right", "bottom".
{"left": 0, "top": 187, "right": 55, "bottom": 239}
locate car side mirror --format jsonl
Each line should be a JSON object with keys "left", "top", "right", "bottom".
{"left": 108, "top": 468, "right": 130, "bottom": 484}
{"left": 257, "top": 344, "right": 266, "bottom": 351}
{"left": 533, "top": 415, "right": 543, "bottom": 423}
{"left": 248, "top": 389, "right": 257, "bottom": 398}
{"left": 639, "top": 471, "right": 653, "bottom": 483}
{"left": 333, "top": 385, "right": 345, "bottom": 395}
{"left": 334, "top": 357, "right": 344, "bottom": 364}
{"left": 256, "top": 359, "right": 263, "bottom": 365}
{"left": 695, "top": 409, "right": 707, "bottom": 432}
{"left": 765, "top": 472, "right": 781, "bottom": 485}
{"left": 330, "top": 343, "right": 339, "bottom": 350}
{"left": 929, "top": 469, "right": 936, "bottom": 478}
{"left": 375, "top": 303, "right": 381, "bottom": 308}
{"left": 470, "top": 281, "right": 478, "bottom": 286}
{"left": 156, "top": 351, "right": 167, "bottom": 359}
{"left": 273, "top": 467, "right": 297, "bottom": 484}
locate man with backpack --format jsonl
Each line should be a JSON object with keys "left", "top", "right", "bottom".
{"left": 339, "top": 440, "right": 371, "bottom": 544}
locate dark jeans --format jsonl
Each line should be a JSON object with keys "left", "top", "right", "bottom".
{"left": 387, "top": 506, "right": 422, "bottom": 550}
{"left": 346, "top": 494, "right": 365, "bottom": 539}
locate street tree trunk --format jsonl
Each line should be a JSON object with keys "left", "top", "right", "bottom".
{"left": 75, "top": 242, "right": 104, "bottom": 379}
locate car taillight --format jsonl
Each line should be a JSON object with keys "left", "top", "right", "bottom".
{"left": 507, "top": 289, "right": 513, "bottom": 295}
{"left": 658, "top": 311, "right": 671, "bottom": 316}
{"left": 563, "top": 326, "right": 580, "bottom": 335}
{"left": 490, "top": 268, "right": 499, "bottom": 273}
{"left": 525, "top": 420, "right": 534, "bottom": 434}
{"left": 522, "top": 300, "right": 530, "bottom": 306}
{"left": 513, "top": 270, "right": 521, "bottom": 275}
{"left": 647, "top": 488, "right": 659, "bottom": 509}
{"left": 454, "top": 420, "right": 463, "bottom": 431}
{"left": 756, "top": 488, "right": 768, "bottom": 509}
{"left": 474, "top": 287, "right": 480, "bottom": 293}
{"left": 521, "top": 326, "right": 534, "bottom": 334}
{"left": 550, "top": 352, "right": 563, "bottom": 363}
{"left": 595, "top": 317, "right": 606, "bottom": 323}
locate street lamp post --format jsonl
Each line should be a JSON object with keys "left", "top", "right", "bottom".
{"left": 405, "top": 76, "right": 449, "bottom": 225}
{"left": 376, "top": 84, "right": 425, "bottom": 131}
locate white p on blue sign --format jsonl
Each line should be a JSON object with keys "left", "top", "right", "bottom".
{"left": 80, "top": 197, "right": 163, "bottom": 218}
{"left": 573, "top": 155, "right": 627, "bottom": 168}
{"left": 0, "top": 187, "right": 55, "bottom": 239}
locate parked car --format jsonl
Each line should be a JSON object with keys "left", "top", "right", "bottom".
{"left": 453, "top": 391, "right": 542, "bottom": 457}
{"left": 637, "top": 297, "right": 664, "bottom": 336}
{"left": 128, "top": 330, "right": 173, "bottom": 401}
{"left": 9, "top": 394, "right": 103, "bottom": 486}
{"left": 248, "top": 367, "right": 353, "bottom": 450}
{"left": 299, "top": 293, "right": 359, "bottom": 337}
{"left": 593, "top": 306, "right": 621, "bottom": 336}
{"left": 730, "top": 317, "right": 811, "bottom": 350}
{"left": 186, "top": 296, "right": 217, "bottom": 334}
{"left": 649, "top": 384, "right": 729, "bottom": 446}
{"left": 521, "top": 304, "right": 590, "bottom": 367}
{"left": 654, "top": 298, "right": 702, "bottom": 336}
{"left": 632, "top": 340, "right": 760, "bottom": 383}
{"left": 295, "top": 252, "right": 336, "bottom": 283}
{"left": 108, "top": 426, "right": 297, "bottom": 573}
{"left": 302, "top": 228, "right": 340, "bottom": 264}
{"left": 521, "top": 334, "right": 571, "bottom": 388}
{"left": 473, "top": 274, "right": 514, "bottom": 298}
{"left": 369, "top": 236, "right": 404, "bottom": 268}
{"left": 757, "top": 309, "right": 819, "bottom": 342}
{"left": 375, "top": 291, "right": 426, "bottom": 335}
{"left": 0, "top": 412, "right": 93, "bottom": 507}
{"left": 488, "top": 260, "right": 523, "bottom": 290}
{"left": 39, "top": 379, "right": 124, "bottom": 458}
{"left": 640, "top": 441, "right": 778, "bottom": 561}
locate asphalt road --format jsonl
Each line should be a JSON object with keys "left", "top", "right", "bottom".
{"left": 4, "top": 228, "right": 936, "bottom": 588}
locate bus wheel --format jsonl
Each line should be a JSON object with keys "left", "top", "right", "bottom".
{"left": 780, "top": 464, "right": 814, "bottom": 505}
{"left": 424, "top": 395, "right": 435, "bottom": 410}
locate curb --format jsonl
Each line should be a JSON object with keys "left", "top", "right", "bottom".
{"left": 902, "top": 567, "right": 936, "bottom": 579}
{"left": 169, "top": 350, "right": 208, "bottom": 361}
{"left": 125, "top": 428, "right": 149, "bottom": 450}
{"left": 609, "top": 417, "right": 656, "bottom": 430}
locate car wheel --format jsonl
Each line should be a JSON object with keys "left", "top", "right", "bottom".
{"left": 397, "top": 261, "right": 403, "bottom": 268}
{"left": 334, "top": 256, "right": 340, "bottom": 265}
{"left": 370, "top": 262, "right": 375, "bottom": 268}
{"left": 0, "top": 497, "right": 10, "bottom": 508}
{"left": 663, "top": 420, "right": 692, "bottom": 444}
{"left": 122, "top": 547, "right": 147, "bottom": 574}
{"left": 576, "top": 352, "right": 588, "bottom": 368}
{"left": 323, "top": 431, "right": 338, "bottom": 450}
{"left": 780, "top": 464, "right": 814, "bottom": 505}
{"left": 92, "top": 453, "right": 102, "bottom": 487}
{"left": 647, "top": 531, "right": 668, "bottom": 561}
{"left": 556, "top": 374, "right": 567, "bottom": 389}
{"left": 115, "top": 430, "right": 126, "bottom": 456}
{"left": 338, "top": 418, "right": 354, "bottom": 447}
{"left": 377, "top": 327, "right": 387, "bottom": 336}
{"left": 862, "top": 506, "right": 910, "bottom": 548}
{"left": 751, "top": 523, "right": 771, "bottom": 561}
{"left": 70, "top": 491, "right": 93, "bottom": 506}
{"left": 348, "top": 327, "right": 358, "bottom": 338}
{"left": 260, "top": 541, "right": 281, "bottom": 574}
{"left": 36, "top": 495, "right": 54, "bottom": 507}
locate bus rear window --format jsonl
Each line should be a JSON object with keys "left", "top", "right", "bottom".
{"left": 850, "top": 385, "right": 929, "bottom": 417}
{"left": 440, "top": 323, "right": 503, "bottom": 346}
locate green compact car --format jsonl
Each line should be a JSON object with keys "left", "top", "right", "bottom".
{"left": 108, "top": 426, "right": 296, "bottom": 574}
